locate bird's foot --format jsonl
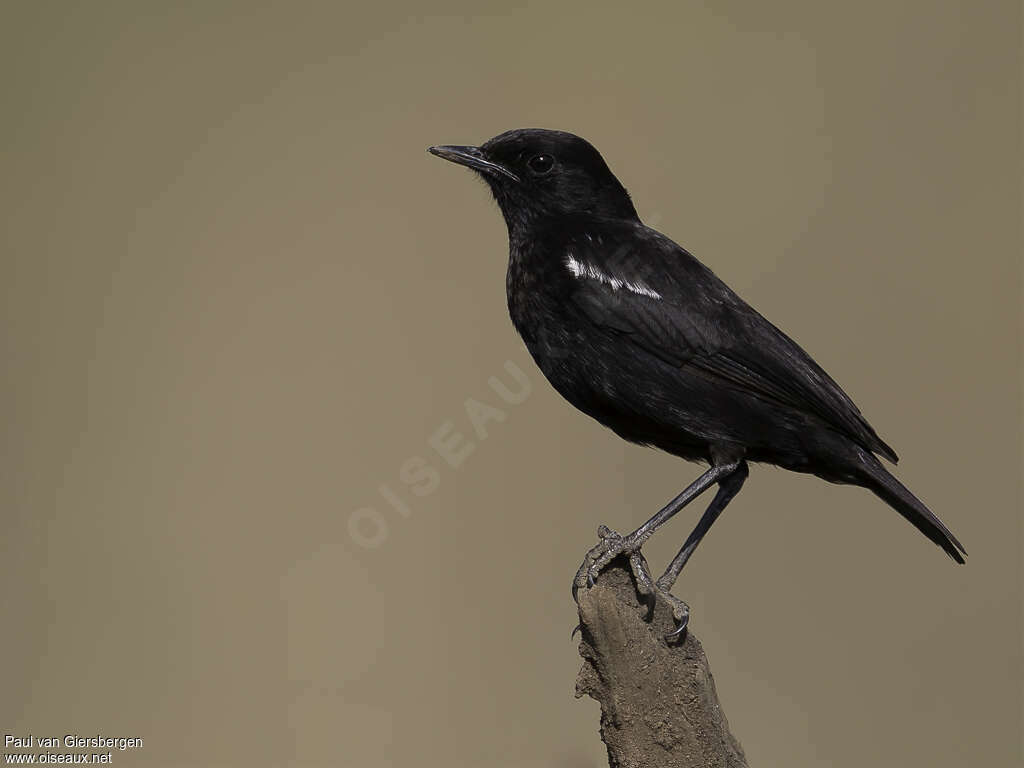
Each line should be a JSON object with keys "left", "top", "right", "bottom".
{"left": 628, "top": 555, "right": 692, "bottom": 643}
{"left": 571, "top": 525, "right": 691, "bottom": 643}
{"left": 654, "top": 574, "right": 691, "bottom": 642}
{"left": 572, "top": 525, "right": 643, "bottom": 599}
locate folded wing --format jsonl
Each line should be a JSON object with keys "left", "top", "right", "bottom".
{"left": 565, "top": 224, "right": 899, "bottom": 463}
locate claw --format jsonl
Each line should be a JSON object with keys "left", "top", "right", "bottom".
{"left": 662, "top": 594, "right": 691, "bottom": 643}
{"left": 571, "top": 623, "right": 582, "bottom": 640}
{"left": 665, "top": 621, "right": 688, "bottom": 643}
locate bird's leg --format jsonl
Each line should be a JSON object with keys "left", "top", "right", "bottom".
{"left": 659, "top": 460, "right": 748, "bottom": 640}
{"left": 572, "top": 460, "right": 742, "bottom": 603}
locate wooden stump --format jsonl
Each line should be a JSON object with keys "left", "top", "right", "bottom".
{"left": 575, "top": 557, "right": 748, "bottom": 768}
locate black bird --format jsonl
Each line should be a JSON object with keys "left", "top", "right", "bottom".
{"left": 429, "top": 129, "right": 965, "bottom": 639}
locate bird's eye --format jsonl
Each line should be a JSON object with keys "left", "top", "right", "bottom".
{"left": 527, "top": 154, "right": 555, "bottom": 175}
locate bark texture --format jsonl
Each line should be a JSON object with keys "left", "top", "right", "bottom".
{"left": 575, "top": 557, "right": 748, "bottom": 768}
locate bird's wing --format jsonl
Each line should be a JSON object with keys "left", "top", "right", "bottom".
{"left": 564, "top": 224, "right": 899, "bottom": 462}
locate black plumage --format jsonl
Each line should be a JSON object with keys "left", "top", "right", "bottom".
{"left": 430, "top": 129, "right": 964, "bottom": 638}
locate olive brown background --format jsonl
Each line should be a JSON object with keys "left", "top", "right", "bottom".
{"left": 2, "top": 2, "right": 1021, "bottom": 767}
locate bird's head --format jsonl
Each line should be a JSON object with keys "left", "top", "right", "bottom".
{"left": 429, "top": 128, "right": 638, "bottom": 229}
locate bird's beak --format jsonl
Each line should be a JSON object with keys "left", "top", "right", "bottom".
{"left": 428, "top": 145, "right": 520, "bottom": 182}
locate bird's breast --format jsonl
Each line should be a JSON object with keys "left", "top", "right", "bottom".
{"left": 505, "top": 241, "right": 573, "bottom": 347}
{"left": 504, "top": 252, "right": 613, "bottom": 417}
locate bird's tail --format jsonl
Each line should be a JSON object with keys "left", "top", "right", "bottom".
{"left": 857, "top": 455, "right": 966, "bottom": 564}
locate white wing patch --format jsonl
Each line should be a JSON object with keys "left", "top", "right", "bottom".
{"left": 565, "top": 251, "right": 661, "bottom": 300}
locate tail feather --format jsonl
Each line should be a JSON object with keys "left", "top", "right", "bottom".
{"left": 858, "top": 457, "right": 966, "bottom": 564}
